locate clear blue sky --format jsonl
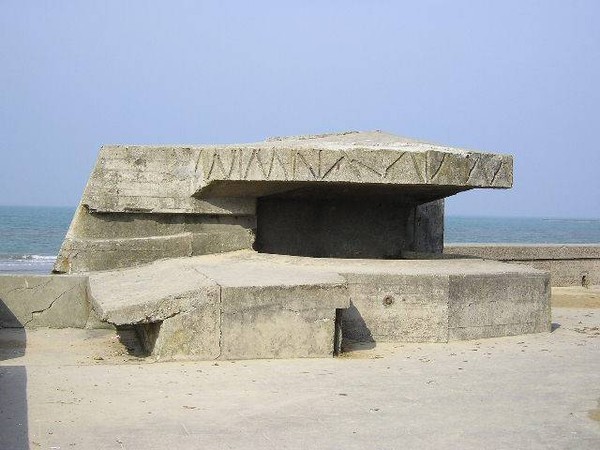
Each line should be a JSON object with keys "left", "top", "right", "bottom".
{"left": 1, "top": 1, "right": 599, "bottom": 217}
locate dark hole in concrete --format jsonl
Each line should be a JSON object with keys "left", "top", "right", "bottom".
{"left": 115, "top": 325, "right": 154, "bottom": 357}
{"left": 333, "top": 309, "right": 343, "bottom": 356}
{"left": 255, "top": 197, "right": 414, "bottom": 259}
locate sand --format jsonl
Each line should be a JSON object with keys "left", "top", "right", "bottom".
{"left": 1, "top": 288, "right": 599, "bottom": 449}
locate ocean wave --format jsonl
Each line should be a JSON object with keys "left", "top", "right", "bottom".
{"left": 0, "top": 253, "right": 56, "bottom": 261}
{"left": 0, "top": 254, "right": 57, "bottom": 274}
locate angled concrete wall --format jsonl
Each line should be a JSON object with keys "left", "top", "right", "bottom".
{"left": 55, "top": 207, "right": 255, "bottom": 273}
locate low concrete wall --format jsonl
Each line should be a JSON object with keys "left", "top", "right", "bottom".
{"left": 0, "top": 275, "right": 97, "bottom": 328}
{"left": 444, "top": 244, "right": 600, "bottom": 287}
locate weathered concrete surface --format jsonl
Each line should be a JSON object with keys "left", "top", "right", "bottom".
{"left": 56, "top": 131, "right": 508, "bottom": 272}
{"left": 245, "top": 252, "right": 550, "bottom": 343}
{"left": 194, "top": 131, "right": 513, "bottom": 198}
{"left": 88, "top": 252, "right": 348, "bottom": 360}
{"left": 0, "top": 275, "right": 90, "bottom": 328}
{"left": 414, "top": 199, "right": 444, "bottom": 253}
{"left": 446, "top": 244, "right": 600, "bottom": 260}
{"left": 140, "top": 303, "right": 221, "bottom": 361}
{"left": 445, "top": 244, "right": 600, "bottom": 286}
{"left": 1, "top": 304, "right": 598, "bottom": 450}
{"left": 211, "top": 260, "right": 347, "bottom": 359}
{"left": 57, "top": 229, "right": 255, "bottom": 273}
{"left": 81, "top": 131, "right": 513, "bottom": 215}
{"left": 82, "top": 145, "right": 256, "bottom": 215}
{"left": 447, "top": 272, "right": 550, "bottom": 340}
{"left": 55, "top": 233, "right": 194, "bottom": 273}
{"left": 86, "top": 251, "right": 549, "bottom": 357}
{"left": 2, "top": 250, "right": 550, "bottom": 358}
{"left": 55, "top": 206, "right": 256, "bottom": 273}
{"left": 88, "top": 263, "right": 220, "bottom": 325}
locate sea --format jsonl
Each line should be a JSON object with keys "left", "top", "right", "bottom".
{"left": 0, "top": 205, "right": 599, "bottom": 274}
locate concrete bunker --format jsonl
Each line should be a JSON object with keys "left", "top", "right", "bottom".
{"left": 38, "top": 131, "right": 550, "bottom": 360}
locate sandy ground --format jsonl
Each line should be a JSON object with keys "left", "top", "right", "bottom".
{"left": 552, "top": 285, "right": 600, "bottom": 309}
{"left": 1, "top": 288, "right": 599, "bottom": 449}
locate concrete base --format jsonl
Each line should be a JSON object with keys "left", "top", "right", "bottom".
{"left": 249, "top": 253, "right": 551, "bottom": 343}
{"left": 1, "top": 251, "right": 551, "bottom": 360}
{"left": 86, "top": 251, "right": 550, "bottom": 359}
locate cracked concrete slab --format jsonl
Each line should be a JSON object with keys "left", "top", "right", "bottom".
{"left": 0, "top": 275, "right": 90, "bottom": 328}
{"left": 88, "top": 262, "right": 220, "bottom": 326}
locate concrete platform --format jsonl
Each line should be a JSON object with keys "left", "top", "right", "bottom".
{"left": 1, "top": 300, "right": 598, "bottom": 450}
{"left": 256, "top": 252, "right": 550, "bottom": 342}
{"left": 84, "top": 251, "right": 550, "bottom": 358}
{"left": 1, "top": 251, "right": 550, "bottom": 360}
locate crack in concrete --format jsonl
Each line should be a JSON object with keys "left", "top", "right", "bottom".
{"left": 136, "top": 308, "right": 182, "bottom": 325}
{"left": 430, "top": 153, "right": 447, "bottom": 181}
{"left": 490, "top": 161, "right": 504, "bottom": 185}
{"left": 1, "top": 278, "right": 53, "bottom": 297}
{"left": 23, "top": 285, "right": 78, "bottom": 326}
{"left": 187, "top": 265, "right": 223, "bottom": 360}
{"left": 466, "top": 156, "right": 479, "bottom": 182}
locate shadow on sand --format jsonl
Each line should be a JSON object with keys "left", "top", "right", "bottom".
{"left": 0, "top": 299, "right": 29, "bottom": 450}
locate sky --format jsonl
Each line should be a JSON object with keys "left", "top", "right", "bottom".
{"left": 1, "top": 1, "right": 599, "bottom": 218}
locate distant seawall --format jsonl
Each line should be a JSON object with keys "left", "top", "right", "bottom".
{"left": 444, "top": 244, "right": 600, "bottom": 287}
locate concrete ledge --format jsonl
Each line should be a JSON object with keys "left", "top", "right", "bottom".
{"left": 55, "top": 234, "right": 194, "bottom": 273}
{"left": 55, "top": 231, "right": 255, "bottom": 273}
{"left": 88, "top": 262, "right": 220, "bottom": 325}
{"left": 154, "top": 252, "right": 550, "bottom": 346}
{"left": 445, "top": 244, "right": 600, "bottom": 286}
